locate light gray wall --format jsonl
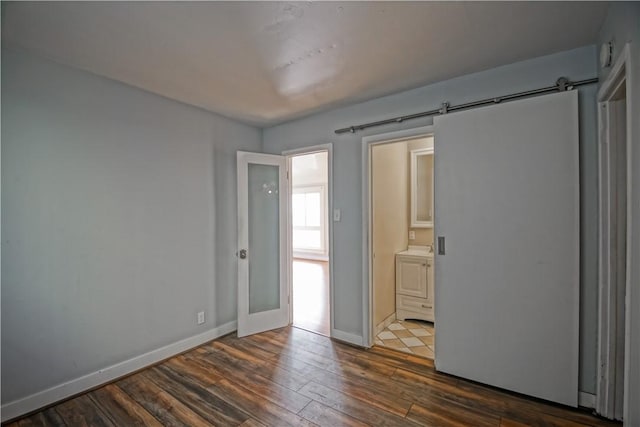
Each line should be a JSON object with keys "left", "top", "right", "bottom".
{"left": 263, "top": 45, "right": 600, "bottom": 393}
{"left": 598, "top": 3, "right": 640, "bottom": 423}
{"left": 1, "top": 48, "right": 261, "bottom": 404}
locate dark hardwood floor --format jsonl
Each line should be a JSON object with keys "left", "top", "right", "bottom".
{"left": 6, "top": 326, "right": 620, "bottom": 426}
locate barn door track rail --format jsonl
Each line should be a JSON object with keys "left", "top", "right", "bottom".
{"left": 334, "top": 77, "right": 598, "bottom": 135}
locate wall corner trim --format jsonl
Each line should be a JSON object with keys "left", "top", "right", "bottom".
{"left": 579, "top": 392, "right": 596, "bottom": 409}
{"left": 1, "top": 321, "right": 238, "bottom": 423}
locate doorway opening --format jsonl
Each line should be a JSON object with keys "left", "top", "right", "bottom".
{"left": 366, "top": 129, "right": 435, "bottom": 359}
{"left": 364, "top": 93, "right": 581, "bottom": 406}
{"left": 288, "top": 149, "right": 331, "bottom": 336}
{"left": 597, "top": 45, "right": 630, "bottom": 421}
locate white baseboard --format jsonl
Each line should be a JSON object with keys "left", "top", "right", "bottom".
{"left": 1, "top": 321, "right": 237, "bottom": 423}
{"left": 578, "top": 391, "right": 596, "bottom": 409}
{"left": 375, "top": 312, "right": 397, "bottom": 335}
{"left": 331, "top": 329, "right": 364, "bottom": 347}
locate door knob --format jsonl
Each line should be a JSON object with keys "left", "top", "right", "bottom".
{"left": 239, "top": 249, "right": 247, "bottom": 259}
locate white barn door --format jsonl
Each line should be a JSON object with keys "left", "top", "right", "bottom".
{"left": 433, "top": 91, "right": 580, "bottom": 407}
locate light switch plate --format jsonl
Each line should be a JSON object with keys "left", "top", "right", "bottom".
{"left": 333, "top": 209, "right": 341, "bottom": 221}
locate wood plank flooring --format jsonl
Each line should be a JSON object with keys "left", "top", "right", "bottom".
{"left": 5, "top": 326, "right": 620, "bottom": 427}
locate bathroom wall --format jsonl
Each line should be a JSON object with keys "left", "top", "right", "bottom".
{"left": 371, "top": 141, "right": 408, "bottom": 328}
{"left": 407, "top": 137, "right": 434, "bottom": 247}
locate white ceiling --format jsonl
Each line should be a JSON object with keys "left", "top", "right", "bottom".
{"left": 2, "top": 1, "right": 608, "bottom": 127}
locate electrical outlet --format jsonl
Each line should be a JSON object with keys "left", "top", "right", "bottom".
{"left": 409, "top": 231, "right": 416, "bottom": 240}
{"left": 197, "top": 311, "right": 205, "bottom": 325}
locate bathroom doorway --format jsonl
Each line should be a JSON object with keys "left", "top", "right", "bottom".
{"left": 366, "top": 130, "right": 435, "bottom": 359}
{"left": 288, "top": 149, "right": 331, "bottom": 336}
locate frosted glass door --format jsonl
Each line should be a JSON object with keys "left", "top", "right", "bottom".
{"left": 237, "top": 152, "right": 288, "bottom": 337}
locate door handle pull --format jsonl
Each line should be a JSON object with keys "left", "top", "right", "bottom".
{"left": 239, "top": 249, "right": 247, "bottom": 259}
{"left": 438, "top": 236, "right": 446, "bottom": 255}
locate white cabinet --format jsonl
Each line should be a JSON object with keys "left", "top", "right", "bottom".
{"left": 396, "top": 250, "right": 434, "bottom": 322}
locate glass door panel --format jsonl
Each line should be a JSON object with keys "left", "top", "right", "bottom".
{"left": 248, "top": 163, "right": 280, "bottom": 314}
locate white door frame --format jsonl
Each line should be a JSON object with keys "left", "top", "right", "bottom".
{"left": 361, "top": 126, "right": 434, "bottom": 347}
{"left": 596, "top": 43, "right": 632, "bottom": 420}
{"left": 282, "top": 143, "right": 334, "bottom": 337}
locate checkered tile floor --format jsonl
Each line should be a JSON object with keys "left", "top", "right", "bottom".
{"left": 375, "top": 319, "right": 435, "bottom": 359}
